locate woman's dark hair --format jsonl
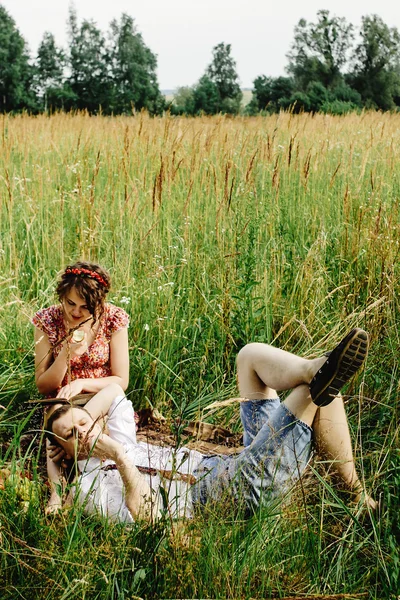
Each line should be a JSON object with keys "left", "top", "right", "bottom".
{"left": 45, "top": 405, "right": 91, "bottom": 447}
{"left": 56, "top": 261, "right": 110, "bottom": 322}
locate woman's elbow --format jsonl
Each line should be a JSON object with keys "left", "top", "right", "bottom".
{"left": 126, "top": 498, "right": 161, "bottom": 523}
{"left": 36, "top": 377, "right": 51, "bottom": 395}
{"left": 115, "top": 373, "right": 129, "bottom": 391}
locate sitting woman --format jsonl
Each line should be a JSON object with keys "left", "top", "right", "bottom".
{"left": 32, "top": 261, "right": 129, "bottom": 513}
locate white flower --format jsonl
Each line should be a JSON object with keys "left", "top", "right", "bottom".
{"left": 144, "top": 323, "right": 150, "bottom": 331}
{"left": 119, "top": 296, "right": 131, "bottom": 305}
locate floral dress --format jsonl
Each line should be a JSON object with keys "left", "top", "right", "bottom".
{"left": 32, "top": 303, "right": 129, "bottom": 390}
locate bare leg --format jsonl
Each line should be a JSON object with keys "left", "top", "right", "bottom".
{"left": 313, "top": 395, "right": 377, "bottom": 509}
{"left": 280, "top": 387, "right": 376, "bottom": 508}
{"left": 237, "top": 342, "right": 376, "bottom": 508}
{"left": 283, "top": 384, "right": 318, "bottom": 427}
{"left": 236, "top": 342, "right": 326, "bottom": 399}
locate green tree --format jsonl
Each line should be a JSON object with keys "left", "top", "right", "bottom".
{"left": 170, "top": 86, "right": 195, "bottom": 115}
{"left": 192, "top": 75, "right": 220, "bottom": 115}
{"left": 35, "top": 32, "right": 67, "bottom": 111}
{"left": 205, "top": 42, "right": 242, "bottom": 113}
{"left": 108, "top": 14, "right": 164, "bottom": 114}
{"left": 0, "top": 5, "right": 36, "bottom": 112}
{"left": 248, "top": 75, "right": 294, "bottom": 113}
{"left": 348, "top": 15, "right": 400, "bottom": 110}
{"left": 287, "top": 10, "right": 354, "bottom": 91}
{"left": 67, "top": 6, "right": 111, "bottom": 113}
{"left": 306, "top": 80, "right": 329, "bottom": 111}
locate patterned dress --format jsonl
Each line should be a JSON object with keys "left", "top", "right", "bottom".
{"left": 32, "top": 303, "right": 129, "bottom": 391}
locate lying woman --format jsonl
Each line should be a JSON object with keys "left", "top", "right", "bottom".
{"left": 32, "top": 261, "right": 129, "bottom": 513}
{"left": 45, "top": 328, "right": 377, "bottom": 522}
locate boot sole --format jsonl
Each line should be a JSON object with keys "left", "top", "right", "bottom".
{"left": 310, "top": 329, "right": 368, "bottom": 406}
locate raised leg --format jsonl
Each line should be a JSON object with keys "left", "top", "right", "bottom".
{"left": 236, "top": 342, "right": 325, "bottom": 399}
{"left": 236, "top": 338, "right": 376, "bottom": 509}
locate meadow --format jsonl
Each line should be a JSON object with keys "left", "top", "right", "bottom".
{"left": 0, "top": 110, "right": 398, "bottom": 599}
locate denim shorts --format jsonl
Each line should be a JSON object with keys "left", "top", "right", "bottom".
{"left": 191, "top": 399, "right": 313, "bottom": 512}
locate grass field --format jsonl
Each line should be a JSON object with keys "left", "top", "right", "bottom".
{"left": 0, "top": 111, "right": 399, "bottom": 599}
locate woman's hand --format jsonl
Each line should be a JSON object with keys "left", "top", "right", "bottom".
{"left": 57, "top": 379, "right": 84, "bottom": 400}
{"left": 68, "top": 333, "right": 89, "bottom": 358}
{"left": 85, "top": 431, "right": 123, "bottom": 462}
{"left": 48, "top": 443, "right": 66, "bottom": 464}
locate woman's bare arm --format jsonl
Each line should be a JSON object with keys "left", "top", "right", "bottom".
{"left": 34, "top": 326, "right": 129, "bottom": 397}
{"left": 34, "top": 327, "right": 69, "bottom": 394}
{"left": 88, "top": 432, "right": 160, "bottom": 522}
{"left": 84, "top": 383, "right": 125, "bottom": 420}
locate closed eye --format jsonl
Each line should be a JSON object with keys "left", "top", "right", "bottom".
{"left": 67, "top": 299, "right": 88, "bottom": 310}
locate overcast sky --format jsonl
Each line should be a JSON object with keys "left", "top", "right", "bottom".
{"left": 2, "top": 0, "right": 400, "bottom": 90}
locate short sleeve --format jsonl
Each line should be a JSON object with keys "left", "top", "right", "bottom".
{"left": 107, "top": 395, "right": 137, "bottom": 447}
{"left": 32, "top": 310, "right": 47, "bottom": 332}
{"left": 31, "top": 306, "right": 63, "bottom": 346}
{"left": 106, "top": 304, "right": 129, "bottom": 334}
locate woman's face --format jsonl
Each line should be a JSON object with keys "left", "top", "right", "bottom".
{"left": 52, "top": 407, "right": 101, "bottom": 460}
{"left": 62, "top": 286, "right": 92, "bottom": 327}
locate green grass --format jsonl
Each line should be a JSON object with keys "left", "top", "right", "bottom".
{"left": 0, "top": 110, "right": 399, "bottom": 599}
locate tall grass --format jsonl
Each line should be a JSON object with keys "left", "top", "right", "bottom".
{"left": 0, "top": 111, "right": 399, "bottom": 598}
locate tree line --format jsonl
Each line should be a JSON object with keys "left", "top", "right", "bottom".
{"left": 1, "top": 5, "right": 400, "bottom": 116}
{"left": 0, "top": 5, "right": 164, "bottom": 114}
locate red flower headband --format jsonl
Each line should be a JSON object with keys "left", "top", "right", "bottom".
{"left": 64, "top": 267, "right": 108, "bottom": 288}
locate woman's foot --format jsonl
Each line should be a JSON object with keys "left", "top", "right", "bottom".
{"left": 354, "top": 490, "right": 379, "bottom": 513}
{"left": 45, "top": 490, "right": 63, "bottom": 515}
{"left": 310, "top": 328, "right": 369, "bottom": 406}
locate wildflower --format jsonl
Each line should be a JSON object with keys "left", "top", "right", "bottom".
{"left": 144, "top": 324, "right": 150, "bottom": 332}
{"left": 119, "top": 296, "right": 131, "bottom": 305}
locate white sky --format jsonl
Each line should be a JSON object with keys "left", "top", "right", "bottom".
{"left": 2, "top": 0, "right": 400, "bottom": 90}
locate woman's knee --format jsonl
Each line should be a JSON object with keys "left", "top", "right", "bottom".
{"left": 236, "top": 343, "right": 270, "bottom": 370}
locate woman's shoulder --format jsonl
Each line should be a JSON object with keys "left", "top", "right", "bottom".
{"left": 32, "top": 305, "right": 64, "bottom": 340}
{"left": 103, "top": 303, "right": 129, "bottom": 333}
{"left": 32, "top": 305, "right": 63, "bottom": 328}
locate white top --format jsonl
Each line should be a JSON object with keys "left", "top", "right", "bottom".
{"left": 73, "top": 395, "right": 204, "bottom": 522}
